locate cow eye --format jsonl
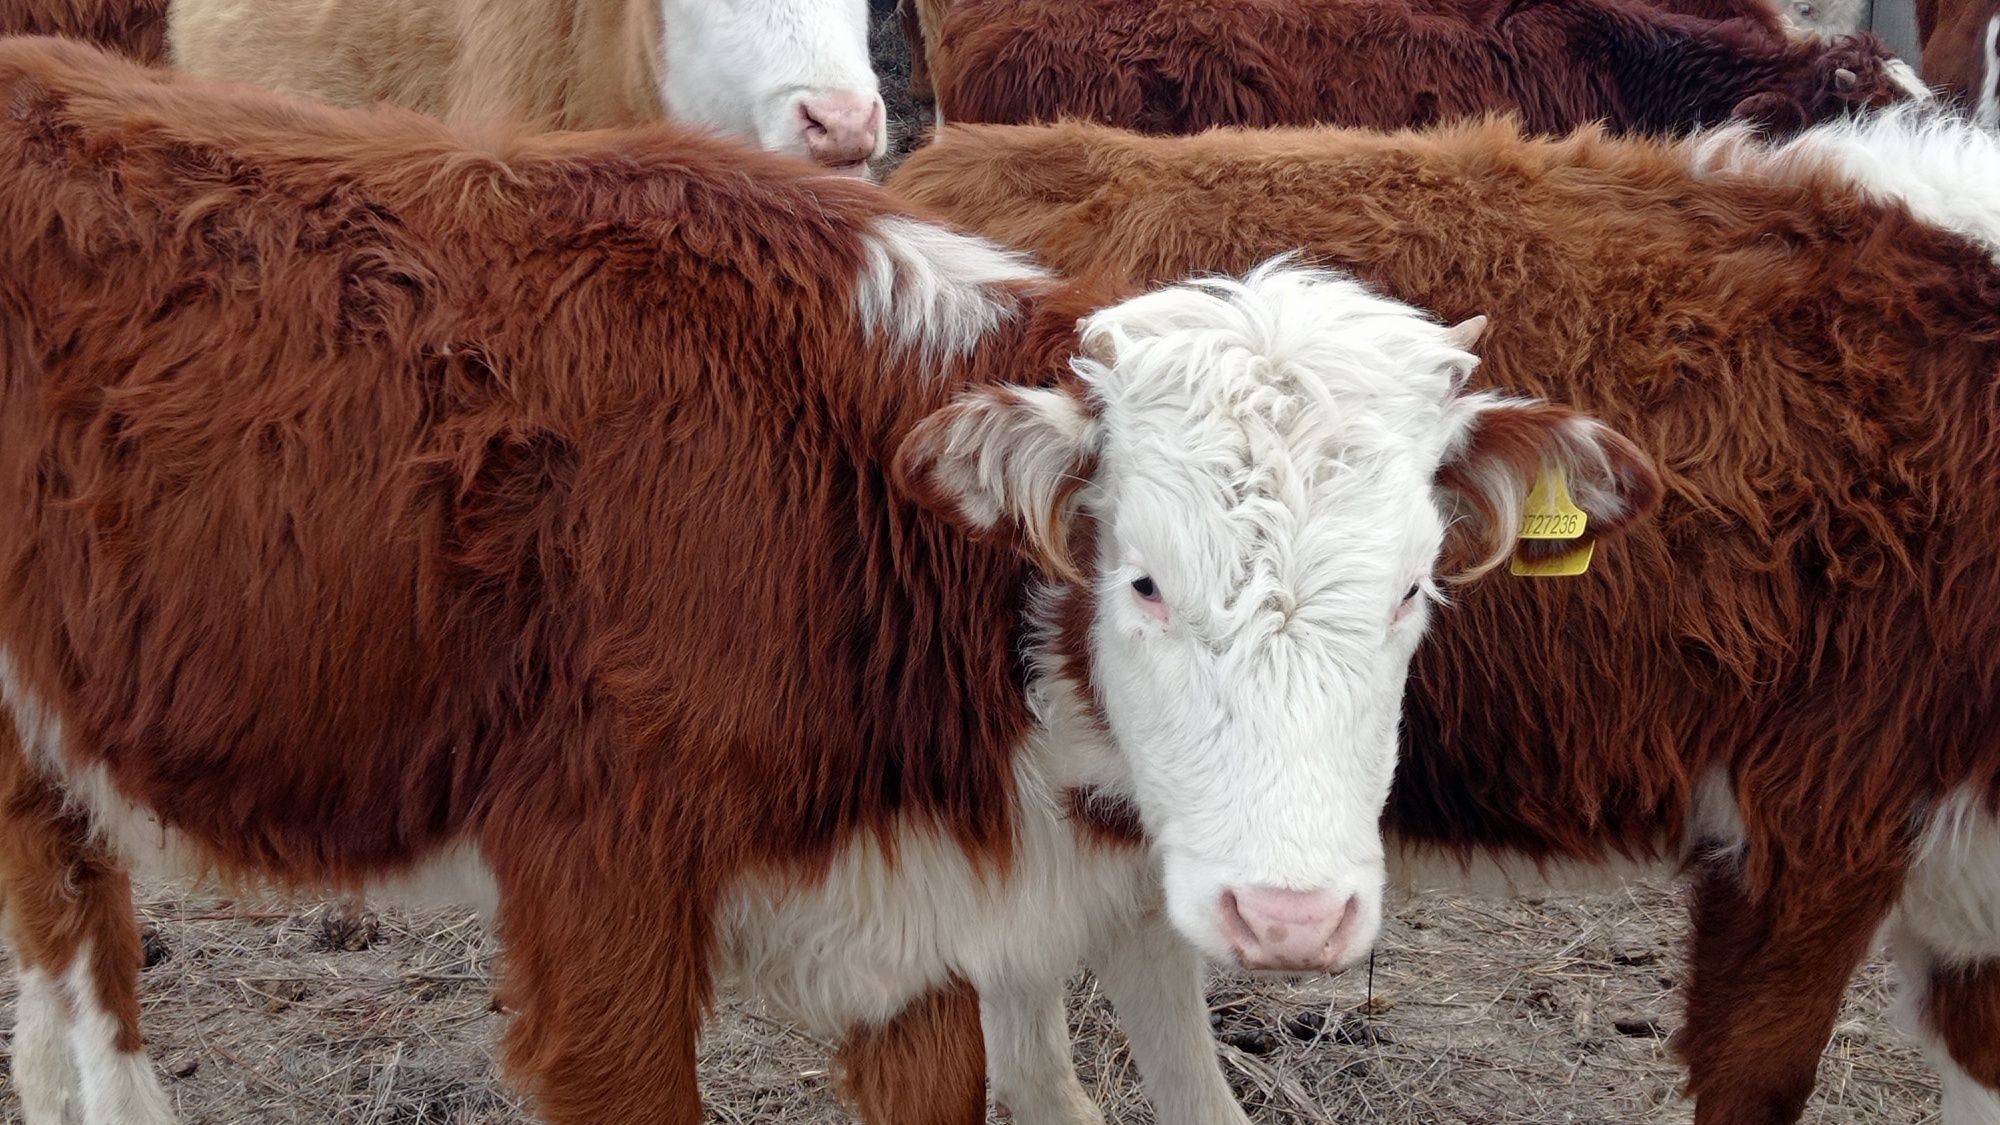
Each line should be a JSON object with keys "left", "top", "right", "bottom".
{"left": 1132, "top": 575, "right": 1160, "bottom": 601}
{"left": 1404, "top": 583, "right": 1423, "bottom": 603}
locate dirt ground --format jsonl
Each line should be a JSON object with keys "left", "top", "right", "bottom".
{"left": 0, "top": 4, "right": 1952, "bottom": 1124}
{"left": 0, "top": 878, "right": 1940, "bottom": 1124}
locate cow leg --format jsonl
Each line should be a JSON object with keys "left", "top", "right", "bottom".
{"left": 981, "top": 974, "right": 1103, "bottom": 1125}
{"left": 1087, "top": 910, "right": 1248, "bottom": 1125}
{"left": 0, "top": 726, "right": 171, "bottom": 1125}
{"left": 1893, "top": 938, "right": 2000, "bottom": 1125}
{"left": 487, "top": 841, "right": 707, "bottom": 1125}
{"left": 8, "top": 957, "right": 78, "bottom": 1125}
{"left": 1890, "top": 792, "right": 2000, "bottom": 1125}
{"left": 834, "top": 978, "right": 988, "bottom": 1125}
{"left": 1677, "top": 858, "right": 1904, "bottom": 1125}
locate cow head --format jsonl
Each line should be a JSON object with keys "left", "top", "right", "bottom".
{"left": 660, "top": 0, "right": 887, "bottom": 176}
{"left": 901, "top": 263, "right": 1657, "bottom": 973}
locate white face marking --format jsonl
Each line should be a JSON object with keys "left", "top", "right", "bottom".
{"left": 1068, "top": 266, "right": 1492, "bottom": 970}
{"left": 9, "top": 967, "right": 78, "bottom": 1125}
{"left": 60, "top": 946, "right": 176, "bottom": 1125}
{"left": 855, "top": 215, "right": 1050, "bottom": 361}
{"left": 659, "top": 0, "right": 887, "bottom": 169}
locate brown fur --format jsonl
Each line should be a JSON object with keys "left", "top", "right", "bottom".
{"left": 0, "top": 37, "right": 1140, "bottom": 1122}
{"left": 835, "top": 979, "right": 989, "bottom": 1125}
{"left": 930, "top": 0, "right": 1913, "bottom": 136}
{"left": 0, "top": 721, "right": 149, "bottom": 1054}
{"left": 167, "top": 0, "right": 662, "bottom": 129}
{"left": 0, "top": 0, "right": 167, "bottom": 62}
{"left": 1917, "top": 0, "right": 1998, "bottom": 115}
{"left": 888, "top": 116, "right": 2000, "bottom": 1124}
{"left": 1919, "top": 960, "right": 2000, "bottom": 1088}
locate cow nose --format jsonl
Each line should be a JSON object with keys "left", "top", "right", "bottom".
{"left": 796, "top": 91, "right": 883, "bottom": 173}
{"left": 1220, "top": 886, "right": 1361, "bottom": 972}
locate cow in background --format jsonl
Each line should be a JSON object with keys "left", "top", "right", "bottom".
{"left": 886, "top": 111, "right": 2000, "bottom": 1125}
{"left": 0, "top": 38, "right": 1654, "bottom": 1125}
{"left": 1917, "top": 0, "right": 1999, "bottom": 122}
{"left": 160, "top": 0, "right": 887, "bottom": 172}
{"left": 923, "top": 0, "right": 1923, "bottom": 136}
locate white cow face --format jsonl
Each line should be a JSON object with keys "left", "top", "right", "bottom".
{"left": 904, "top": 263, "right": 1654, "bottom": 973}
{"left": 660, "top": 0, "right": 887, "bottom": 175}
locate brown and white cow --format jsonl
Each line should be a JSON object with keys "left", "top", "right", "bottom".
{"left": 163, "top": 0, "right": 887, "bottom": 172}
{"left": 885, "top": 112, "right": 2000, "bottom": 1124}
{"left": 892, "top": 0, "right": 1867, "bottom": 100}
{"left": 920, "top": 0, "right": 1925, "bottom": 137}
{"left": 1918, "top": 0, "right": 2000, "bottom": 123}
{"left": 0, "top": 38, "right": 1653, "bottom": 1125}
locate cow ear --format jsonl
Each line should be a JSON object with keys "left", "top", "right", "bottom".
{"left": 1435, "top": 398, "right": 1661, "bottom": 577}
{"left": 896, "top": 384, "right": 1100, "bottom": 579}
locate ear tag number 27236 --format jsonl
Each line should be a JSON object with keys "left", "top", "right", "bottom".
{"left": 1509, "top": 467, "right": 1592, "bottom": 577}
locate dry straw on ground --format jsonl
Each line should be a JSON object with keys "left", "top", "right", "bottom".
{"left": 0, "top": 879, "right": 1940, "bottom": 1123}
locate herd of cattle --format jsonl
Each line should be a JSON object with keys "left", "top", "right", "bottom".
{"left": 0, "top": 0, "right": 1997, "bottom": 1123}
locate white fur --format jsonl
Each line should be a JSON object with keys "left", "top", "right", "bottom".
{"left": 856, "top": 215, "right": 1050, "bottom": 361}
{"left": 1901, "top": 789, "right": 2000, "bottom": 965}
{"left": 1887, "top": 58, "right": 1933, "bottom": 104}
{"left": 10, "top": 967, "right": 78, "bottom": 1125}
{"left": 982, "top": 977, "right": 1106, "bottom": 1125}
{"left": 660, "top": 0, "right": 886, "bottom": 163}
{"left": 1086, "top": 912, "right": 1250, "bottom": 1125}
{"left": 1980, "top": 16, "right": 2000, "bottom": 129}
{"left": 917, "top": 385, "right": 1100, "bottom": 538}
{"left": 715, "top": 716, "right": 1151, "bottom": 1037}
{"left": 58, "top": 947, "right": 175, "bottom": 1125}
{"left": 1686, "top": 106, "right": 2000, "bottom": 261}
{"left": 1066, "top": 265, "right": 1496, "bottom": 966}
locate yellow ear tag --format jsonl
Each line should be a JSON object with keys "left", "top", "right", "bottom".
{"left": 1508, "top": 467, "right": 1592, "bottom": 577}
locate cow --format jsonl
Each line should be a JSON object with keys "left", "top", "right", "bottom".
{"left": 882, "top": 110, "right": 2000, "bottom": 1125}
{"left": 0, "top": 0, "right": 168, "bottom": 60}
{"left": 1918, "top": 0, "right": 1999, "bottom": 123}
{"left": 891, "top": 0, "right": 1865, "bottom": 103}
{"left": 922, "top": 0, "right": 1924, "bottom": 137}
{"left": 164, "top": 0, "right": 887, "bottom": 173}
{"left": 0, "top": 37, "right": 1656, "bottom": 1125}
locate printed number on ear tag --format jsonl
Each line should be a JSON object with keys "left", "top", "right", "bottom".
{"left": 1511, "top": 467, "right": 1592, "bottom": 577}
{"left": 1516, "top": 467, "right": 1588, "bottom": 541}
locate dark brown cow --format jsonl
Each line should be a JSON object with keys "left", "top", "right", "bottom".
{"left": 1918, "top": 0, "right": 1999, "bottom": 122}
{"left": 0, "top": 37, "right": 1652, "bottom": 1125}
{"left": 885, "top": 113, "right": 2000, "bottom": 1125}
{"left": 927, "top": 0, "right": 1925, "bottom": 135}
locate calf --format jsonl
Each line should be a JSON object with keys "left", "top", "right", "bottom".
{"left": 894, "top": 0, "right": 1862, "bottom": 104}
{"left": 1918, "top": 0, "right": 1999, "bottom": 123}
{"left": 0, "top": 38, "right": 1651, "bottom": 1125}
{"left": 167, "top": 0, "right": 887, "bottom": 172}
{"left": 886, "top": 111, "right": 2000, "bottom": 1124}
{"left": 927, "top": 0, "right": 1923, "bottom": 136}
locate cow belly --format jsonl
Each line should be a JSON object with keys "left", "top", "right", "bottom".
{"left": 716, "top": 785, "right": 1152, "bottom": 1037}
{"left": 1901, "top": 789, "right": 2000, "bottom": 963}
